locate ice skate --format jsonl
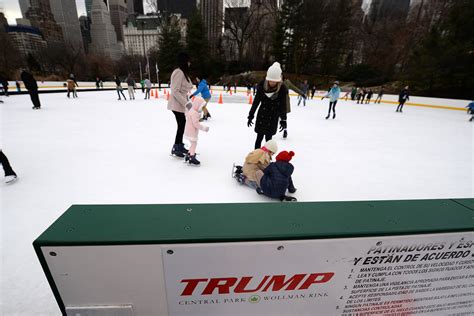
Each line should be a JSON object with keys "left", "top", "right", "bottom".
{"left": 171, "top": 144, "right": 185, "bottom": 158}
{"left": 283, "top": 130, "right": 288, "bottom": 139}
{"left": 325, "top": 114, "right": 329, "bottom": 120}
{"left": 5, "top": 175, "right": 18, "bottom": 184}
{"left": 332, "top": 113, "right": 336, "bottom": 119}
{"left": 187, "top": 154, "right": 200, "bottom": 166}
{"left": 280, "top": 195, "right": 297, "bottom": 202}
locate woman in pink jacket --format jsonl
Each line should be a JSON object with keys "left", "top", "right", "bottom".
{"left": 184, "top": 97, "right": 210, "bottom": 166}
{"left": 168, "top": 52, "right": 194, "bottom": 157}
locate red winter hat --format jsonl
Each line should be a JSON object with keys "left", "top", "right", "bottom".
{"left": 276, "top": 151, "right": 295, "bottom": 162}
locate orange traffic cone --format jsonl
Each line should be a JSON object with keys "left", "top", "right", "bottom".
{"left": 218, "top": 94, "right": 223, "bottom": 104}
{"left": 230, "top": 89, "right": 233, "bottom": 96}
{"left": 155, "top": 89, "right": 159, "bottom": 99}
{"left": 248, "top": 94, "right": 253, "bottom": 104}
{"left": 164, "top": 88, "right": 167, "bottom": 94}
{"left": 151, "top": 89, "right": 154, "bottom": 97}
{"left": 166, "top": 91, "right": 170, "bottom": 101}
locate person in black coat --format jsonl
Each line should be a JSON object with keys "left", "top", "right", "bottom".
{"left": 20, "top": 69, "right": 41, "bottom": 109}
{"left": 258, "top": 150, "right": 297, "bottom": 201}
{"left": 396, "top": 86, "right": 410, "bottom": 112}
{"left": 248, "top": 62, "right": 288, "bottom": 149}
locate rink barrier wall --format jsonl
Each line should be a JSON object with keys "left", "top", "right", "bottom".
{"left": 33, "top": 198, "right": 473, "bottom": 315}
{"left": 4, "top": 82, "right": 468, "bottom": 111}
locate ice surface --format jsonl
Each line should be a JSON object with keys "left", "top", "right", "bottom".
{"left": 1, "top": 89, "right": 473, "bottom": 315}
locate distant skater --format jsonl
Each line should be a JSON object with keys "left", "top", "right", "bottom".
{"left": 374, "top": 86, "right": 384, "bottom": 104}
{"left": 366, "top": 89, "right": 373, "bottom": 104}
{"left": 126, "top": 75, "right": 136, "bottom": 100}
{"left": 114, "top": 76, "right": 127, "bottom": 100}
{"left": 20, "top": 69, "right": 41, "bottom": 109}
{"left": 323, "top": 81, "right": 341, "bottom": 119}
{"left": 396, "top": 86, "right": 410, "bottom": 112}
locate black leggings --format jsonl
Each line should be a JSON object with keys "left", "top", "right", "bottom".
{"left": 117, "top": 88, "right": 126, "bottom": 99}
{"left": 0, "top": 150, "right": 16, "bottom": 176}
{"left": 255, "top": 133, "right": 273, "bottom": 149}
{"left": 397, "top": 101, "right": 406, "bottom": 111}
{"left": 29, "top": 91, "right": 41, "bottom": 108}
{"left": 327, "top": 101, "right": 337, "bottom": 114}
{"left": 173, "top": 111, "right": 186, "bottom": 145}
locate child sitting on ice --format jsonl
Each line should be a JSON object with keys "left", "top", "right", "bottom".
{"left": 234, "top": 139, "right": 278, "bottom": 188}
{"left": 184, "top": 96, "right": 210, "bottom": 166}
{"left": 257, "top": 150, "right": 297, "bottom": 201}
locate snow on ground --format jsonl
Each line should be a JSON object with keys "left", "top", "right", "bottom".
{"left": 1, "top": 90, "right": 473, "bottom": 315}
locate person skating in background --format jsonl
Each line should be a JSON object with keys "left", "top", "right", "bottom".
{"left": 360, "top": 88, "right": 367, "bottom": 104}
{"left": 191, "top": 75, "right": 212, "bottom": 121}
{"left": 66, "top": 74, "right": 79, "bottom": 98}
{"left": 374, "top": 86, "right": 384, "bottom": 104}
{"left": 100, "top": 80, "right": 103, "bottom": 88}
{"left": 233, "top": 82, "right": 237, "bottom": 93}
{"left": 126, "top": 75, "right": 136, "bottom": 100}
{"left": 168, "top": 52, "right": 194, "bottom": 158}
{"left": 140, "top": 79, "right": 145, "bottom": 93}
{"left": 234, "top": 139, "right": 277, "bottom": 189}
{"left": 351, "top": 86, "right": 357, "bottom": 101}
{"left": 248, "top": 62, "right": 289, "bottom": 149}
{"left": 144, "top": 78, "right": 152, "bottom": 99}
{"left": 20, "top": 69, "right": 41, "bottom": 109}
{"left": 246, "top": 82, "right": 252, "bottom": 95}
{"left": 311, "top": 85, "right": 317, "bottom": 99}
{"left": 15, "top": 80, "right": 21, "bottom": 92}
{"left": 95, "top": 77, "right": 100, "bottom": 89}
{"left": 323, "top": 81, "right": 341, "bottom": 119}
{"left": 343, "top": 90, "right": 351, "bottom": 101}
{"left": 356, "top": 87, "right": 363, "bottom": 104}
{"left": 297, "top": 80, "right": 309, "bottom": 106}
{"left": 257, "top": 150, "right": 297, "bottom": 202}
{"left": 396, "top": 86, "right": 410, "bottom": 112}
{"left": 282, "top": 76, "right": 306, "bottom": 139}
{"left": 0, "top": 74, "right": 9, "bottom": 96}
{"left": 366, "top": 89, "right": 373, "bottom": 104}
{"left": 0, "top": 150, "right": 18, "bottom": 184}
{"left": 114, "top": 76, "right": 127, "bottom": 100}
{"left": 183, "top": 97, "right": 210, "bottom": 166}
{"left": 465, "top": 101, "right": 474, "bottom": 121}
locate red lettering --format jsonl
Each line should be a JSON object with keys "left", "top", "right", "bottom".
{"left": 298, "top": 273, "right": 334, "bottom": 290}
{"left": 262, "top": 274, "right": 306, "bottom": 292}
{"left": 202, "top": 278, "right": 238, "bottom": 295}
{"left": 180, "top": 279, "right": 208, "bottom": 296}
{"left": 234, "top": 276, "right": 269, "bottom": 293}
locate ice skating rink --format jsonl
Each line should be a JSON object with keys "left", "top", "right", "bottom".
{"left": 1, "top": 90, "right": 473, "bottom": 315}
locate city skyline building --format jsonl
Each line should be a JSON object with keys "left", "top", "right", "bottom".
{"left": 200, "top": 0, "right": 223, "bottom": 55}
{"left": 49, "top": 0, "right": 84, "bottom": 51}
{"left": 108, "top": 0, "right": 128, "bottom": 41}
{"left": 24, "top": 0, "right": 64, "bottom": 44}
{"left": 89, "top": 0, "right": 122, "bottom": 59}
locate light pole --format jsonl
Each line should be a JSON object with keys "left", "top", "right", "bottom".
{"left": 141, "top": 20, "right": 151, "bottom": 82}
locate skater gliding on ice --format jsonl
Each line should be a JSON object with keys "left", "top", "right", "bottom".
{"left": 323, "top": 81, "right": 341, "bottom": 119}
{"left": 374, "top": 86, "right": 384, "bottom": 104}
{"left": 248, "top": 62, "right": 288, "bottom": 149}
{"left": 396, "top": 86, "right": 410, "bottom": 112}
{"left": 20, "top": 69, "right": 41, "bottom": 109}
{"left": 168, "top": 52, "right": 194, "bottom": 158}
{"left": 126, "top": 75, "right": 136, "bottom": 100}
{"left": 66, "top": 74, "right": 78, "bottom": 98}
{"left": 114, "top": 76, "right": 127, "bottom": 100}
{"left": 257, "top": 150, "right": 297, "bottom": 202}
{"left": 184, "top": 97, "right": 210, "bottom": 166}
{"left": 191, "top": 75, "right": 212, "bottom": 121}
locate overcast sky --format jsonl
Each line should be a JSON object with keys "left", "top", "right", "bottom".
{"left": 2, "top": 0, "right": 88, "bottom": 24}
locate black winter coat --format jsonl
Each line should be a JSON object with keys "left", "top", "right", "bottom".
{"left": 248, "top": 81, "right": 288, "bottom": 135}
{"left": 260, "top": 161, "right": 294, "bottom": 199}
{"left": 399, "top": 89, "right": 409, "bottom": 103}
{"left": 20, "top": 71, "right": 38, "bottom": 91}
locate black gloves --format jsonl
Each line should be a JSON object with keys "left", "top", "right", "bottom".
{"left": 279, "top": 120, "right": 287, "bottom": 132}
{"left": 247, "top": 118, "right": 254, "bottom": 127}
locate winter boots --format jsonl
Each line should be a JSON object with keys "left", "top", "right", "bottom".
{"left": 186, "top": 154, "right": 200, "bottom": 166}
{"left": 233, "top": 165, "right": 246, "bottom": 183}
{"left": 283, "top": 129, "right": 288, "bottom": 139}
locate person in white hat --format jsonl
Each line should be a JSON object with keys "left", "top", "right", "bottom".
{"left": 247, "top": 62, "right": 289, "bottom": 149}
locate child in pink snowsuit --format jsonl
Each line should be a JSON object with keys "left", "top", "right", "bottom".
{"left": 184, "top": 96, "right": 210, "bottom": 166}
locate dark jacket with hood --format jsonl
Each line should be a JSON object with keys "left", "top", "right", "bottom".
{"left": 248, "top": 80, "right": 288, "bottom": 135}
{"left": 260, "top": 161, "right": 295, "bottom": 199}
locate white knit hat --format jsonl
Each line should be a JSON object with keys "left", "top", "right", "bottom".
{"left": 266, "top": 62, "right": 282, "bottom": 82}
{"left": 263, "top": 139, "right": 278, "bottom": 154}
